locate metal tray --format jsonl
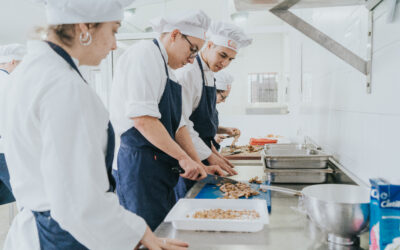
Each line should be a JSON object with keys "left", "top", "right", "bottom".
{"left": 264, "top": 168, "right": 333, "bottom": 184}
{"left": 261, "top": 145, "right": 331, "bottom": 169}
{"left": 264, "top": 143, "right": 313, "bottom": 151}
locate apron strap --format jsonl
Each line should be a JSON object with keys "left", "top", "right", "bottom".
{"left": 46, "top": 41, "right": 87, "bottom": 83}
{"left": 196, "top": 55, "right": 206, "bottom": 86}
{"left": 152, "top": 39, "right": 170, "bottom": 78}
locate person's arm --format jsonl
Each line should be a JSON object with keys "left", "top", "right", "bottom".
{"left": 214, "top": 134, "right": 226, "bottom": 144}
{"left": 175, "top": 125, "right": 225, "bottom": 176}
{"left": 116, "top": 43, "right": 204, "bottom": 181}
{"left": 133, "top": 116, "right": 205, "bottom": 180}
{"left": 178, "top": 69, "right": 213, "bottom": 161}
{"left": 176, "top": 67, "right": 235, "bottom": 175}
{"left": 218, "top": 126, "right": 241, "bottom": 137}
{"left": 210, "top": 143, "right": 236, "bottom": 170}
{"left": 40, "top": 82, "right": 147, "bottom": 250}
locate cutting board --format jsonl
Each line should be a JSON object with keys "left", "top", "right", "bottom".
{"left": 195, "top": 182, "right": 271, "bottom": 213}
{"left": 220, "top": 146, "right": 263, "bottom": 160}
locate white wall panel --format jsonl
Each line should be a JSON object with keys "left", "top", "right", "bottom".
{"left": 289, "top": 3, "right": 400, "bottom": 184}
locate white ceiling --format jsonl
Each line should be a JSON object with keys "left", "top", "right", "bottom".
{"left": 0, "top": 0, "right": 46, "bottom": 44}
{"left": 0, "top": 0, "right": 283, "bottom": 44}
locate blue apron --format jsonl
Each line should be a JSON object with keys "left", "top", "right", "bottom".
{"left": 29, "top": 41, "right": 117, "bottom": 250}
{"left": 113, "top": 39, "right": 182, "bottom": 231}
{"left": 0, "top": 69, "right": 16, "bottom": 205}
{"left": 211, "top": 104, "right": 221, "bottom": 151}
{"left": 0, "top": 153, "right": 15, "bottom": 204}
{"left": 174, "top": 55, "right": 218, "bottom": 200}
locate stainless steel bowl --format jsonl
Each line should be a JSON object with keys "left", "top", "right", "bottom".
{"left": 262, "top": 184, "right": 370, "bottom": 245}
{"left": 302, "top": 184, "right": 370, "bottom": 245}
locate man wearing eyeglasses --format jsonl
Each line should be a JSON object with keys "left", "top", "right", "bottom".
{"left": 213, "top": 71, "right": 241, "bottom": 150}
{"left": 109, "top": 10, "right": 225, "bottom": 231}
{"left": 174, "top": 21, "right": 253, "bottom": 199}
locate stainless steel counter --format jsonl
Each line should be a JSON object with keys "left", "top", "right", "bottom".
{"left": 155, "top": 163, "right": 369, "bottom": 250}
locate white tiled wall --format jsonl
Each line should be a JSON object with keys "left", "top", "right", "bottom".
{"left": 289, "top": 3, "right": 400, "bottom": 184}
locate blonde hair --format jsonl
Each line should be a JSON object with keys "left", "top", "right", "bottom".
{"left": 38, "top": 23, "right": 100, "bottom": 47}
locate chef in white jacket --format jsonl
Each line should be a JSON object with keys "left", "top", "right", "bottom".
{"left": 0, "top": 44, "right": 26, "bottom": 205}
{"left": 110, "top": 10, "right": 226, "bottom": 231}
{"left": 0, "top": 0, "right": 188, "bottom": 249}
{"left": 174, "top": 21, "right": 252, "bottom": 198}
{"left": 213, "top": 71, "right": 241, "bottom": 149}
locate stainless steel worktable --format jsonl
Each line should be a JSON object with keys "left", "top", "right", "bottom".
{"left": 155, "top": 162, "right": 369, "bottom": 250}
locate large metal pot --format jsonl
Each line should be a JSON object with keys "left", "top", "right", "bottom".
{"left": 262, "top": 184, "right": 370, "bottom": 245}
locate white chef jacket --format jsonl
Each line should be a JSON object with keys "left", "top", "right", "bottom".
{"left": 0, "top": 69, "right": 9, "bottom": 154}
{"left": 0, "top": 41, "right": 146, "bottom": 250}
{"left": 174, "top": 53, "right": 215, "bottom": 160}
{"left": 110, "top": 39, "right": 185, "bottom": 170}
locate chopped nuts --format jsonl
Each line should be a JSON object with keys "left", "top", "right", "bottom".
{"left": 191, "top": 209, "right": 260, "bottom": 220}
{"left": 219, "top": 183, "right": 259, "bottom": 199}
{"left": 249, "top": 176, "right": 263, "bottom": 184}
{"left": 229, "top": 145, "right": 263, "bottom": 153}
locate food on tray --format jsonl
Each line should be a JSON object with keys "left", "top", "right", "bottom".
{"left": 228, "top": 145, "right": 263, "bottom": 153}
{"left": 259, "top": 188, "right": 267, "bottom": 193}
{"left": 230, "top": 134, "right": 240, "bottom": 149}
{"left": 219, "top": 182, "right": 259, "bottom": 199}
{"left": 249, "top": 138, "right": 278, "bottom": 146}
{"left": 266, "top": 134, "right": 284, "bottom": 138}
{"left": 191, "top": 209, "right": 260, "bottom": 220}
{"left": 249, "top": 176, "right": 263, "bottom": 184}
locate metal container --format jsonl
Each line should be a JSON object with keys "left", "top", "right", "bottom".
{"left": 265, "top": 168, "right": 333, "bottom": 184}
{"left": 261, "top": 184, "right": 370, "bottom": 246}
{"left": 264, "top": 143, "right": 313, "bottom": 151}
{"left": 261, "top": 144, "right": 331, "bottom": 169}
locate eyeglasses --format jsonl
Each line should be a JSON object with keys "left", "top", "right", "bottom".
{"left": 182, "top": 34, "right": 199, "bottom": 59}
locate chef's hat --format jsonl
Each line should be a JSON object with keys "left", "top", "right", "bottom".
{"left": 208, "top": 21, "right": 253, "bottom": 52}
{"left": 33, "top": 0, "right": 135, "bottom": 25}
{"left": 215, "top": 71, "right": 234, "bottom": 91}
{"left": 0, "top": 44, "right": 27, "bottom": 64}
{"left": 150, "top": 10, "right": 211, "bottom": 40}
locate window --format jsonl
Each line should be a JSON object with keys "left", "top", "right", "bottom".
{"left": 248, "top": 73, "right": 279, "bottom": 103}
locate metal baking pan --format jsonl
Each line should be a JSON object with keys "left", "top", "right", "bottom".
{"left": 264, "top": 168, "right": 333, "bottom": 184}
{"left": 261, "top": 146, "right": 331, "bottom": 169}
{"left": 264, "top": 143, "right": 312, "bottom": 151}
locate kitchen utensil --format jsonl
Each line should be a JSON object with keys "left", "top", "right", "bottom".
{"left": 200, "top": 174, "right": 239, "bottom": 185}
{"left": 261, "top": 145, "right": 331, "bottom": 169}
{"left": 171, "top": 166, "right": 185, "bottom": 174}
{"left": 164, "top": 198, "right": 269, "bottom": 232}
{"left": 224, "top": 134, "right": 237, "bottom": 139}
{"left": 260, "top": 184, "right": 370, "bottom": 245}
{"left": 249, "top": 138, "right": 278, "bottom": 146}
{"left": 228, "top": 149, "right": 242, "bottom": 155}
{"left": 264, "top": 167, "right": 333, "bottom": 184}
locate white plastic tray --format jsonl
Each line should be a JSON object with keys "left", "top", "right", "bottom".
{"left": 164, "top": 199, "right": 269, "bottom": 232}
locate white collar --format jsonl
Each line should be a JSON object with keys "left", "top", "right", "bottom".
{"left": 27, "top": 40, "right": 81, "bottom": 67}
{"left": 199, "top": 52, "right": 211, "bottom": 72}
